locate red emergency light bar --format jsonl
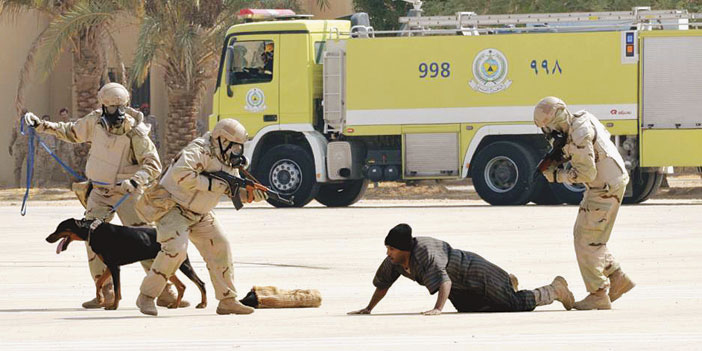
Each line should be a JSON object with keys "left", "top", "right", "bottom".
{"left": 238, "top": 9, "right": 297, "bottom": 21}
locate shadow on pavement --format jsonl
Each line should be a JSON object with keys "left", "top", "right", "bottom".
{"left": 61, "top": 313, "right": 212, "bottom": 320}
{"left": 0, "top": 308, "right": 86, "bottom": 313}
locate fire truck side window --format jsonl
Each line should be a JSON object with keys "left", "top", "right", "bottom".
{"left": 229, "top": 40, "right": 274, "bottom": 85}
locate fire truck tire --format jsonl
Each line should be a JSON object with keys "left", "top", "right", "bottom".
{"left": 549, "top": 182, "right": 586, "bottom": 205}
{"left": 315, "top": 179, "right": 369, "bottom": 207}
{"left": 471, "top": 141, "right": 541, "bottom": 206}
{"left": 623, "top": 168, "right": 663, "bottom": 204}
{"left": 254, "top": 144, "right": 319, "bottom": 208}
{"left": 530, "top": 174, "right": 562, "bottom": 205}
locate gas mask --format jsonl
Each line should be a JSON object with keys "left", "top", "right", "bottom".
{"left": 217, "top": 137, "right": 246, "bottom": 167}
{"left": 544, "top": 129, "right": 567, "bottom": 147}
{"left": 101, "top": 105, "right": 126, "bottom": 128}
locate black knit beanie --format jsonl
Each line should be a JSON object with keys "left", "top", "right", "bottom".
{"left": 384, "top": 223, "right": 412, "bottom": 251}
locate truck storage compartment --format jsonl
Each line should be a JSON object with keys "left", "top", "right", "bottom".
{"left": 404, "top": 133, "right": 459, "bottom": 177}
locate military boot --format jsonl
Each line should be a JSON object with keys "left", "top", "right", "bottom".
{"left": 82, "top": 283, "right": 115, "bottom": 309}
{"left": 136, "top": 293, "right": 158, "bottom": 316}
{"left": 156, "top": 284, "right": 190, "bottom": 308}
{"left": 608, "top": 269, "right": 635, "bottom": 302}
{"left": 574, "top": 288, "right": 611, "bottom": 310}
{"left": 216, "top": 298, "right": 255, "bottom": 315}
{"left": 533, "top": 276, "right": 575, "bottom": 310}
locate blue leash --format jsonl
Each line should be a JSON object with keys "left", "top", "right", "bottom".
{"left": 20, "top": 120, "right": 126, "bottom": 216}
{"left": 20, "top": 121, "right": 35, "bottom": 216}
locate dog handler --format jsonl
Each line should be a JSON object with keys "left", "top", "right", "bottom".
{"left": 136, "top": 119, "right": 267, "bottom": 316}
{"left": 349, "top": 224, "right": 574, "bottom": 315}
{"left": 23, "top": 83, "right": 184, "bottom": 308}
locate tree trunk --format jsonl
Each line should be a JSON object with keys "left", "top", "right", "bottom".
{"left": 71, "top": 30, "right": 106, "bottom": 176}
{"left": 164, "top": 81, "right": 202, "bottom": 164}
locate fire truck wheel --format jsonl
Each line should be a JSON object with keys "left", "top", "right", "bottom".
{"left": 471, "top": 141, "right": 542, "bottom": 206}
{"left": 255, "top": 144, "right": 319, "bottom": 208}
{"left": 623, "top": 168, "right": 663, "bottom": 204}
{"left": 549, "top": 182, "right": 586, "bottom": 205}
{"left": 315, "top": 179, "right": 369, "bottom": 207}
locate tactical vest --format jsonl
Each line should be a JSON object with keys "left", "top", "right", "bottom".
{"left": 160, "top": 135, "right": 235, "bottom": 215}
{"left": 85, "top": 122, "right": 139, "bottom": 185}
{"left": 573, "top": 111, "right": 628, "bottom": 189}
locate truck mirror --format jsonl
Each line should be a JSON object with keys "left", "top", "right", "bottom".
{"left": 225, "top": 44, "right": 235, "bottom": 97}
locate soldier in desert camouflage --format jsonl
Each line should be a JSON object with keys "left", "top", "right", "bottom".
{"left": 534, "top": 96, "right": 636, "bottom": 310}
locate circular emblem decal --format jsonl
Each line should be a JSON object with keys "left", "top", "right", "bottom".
{"left": 245, "top": 88, "right": 266, "bottom": 112}
{"left": 469, "top": 48, "right": 512, "bottom": 94}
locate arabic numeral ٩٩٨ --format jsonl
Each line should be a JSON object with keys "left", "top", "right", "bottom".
{"left": 530, "top": 59, "right": 562, "bottom": 75}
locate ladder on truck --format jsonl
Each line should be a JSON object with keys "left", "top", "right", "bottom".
{"left": 391, "top": 7, "right": 702, "bottom": 36}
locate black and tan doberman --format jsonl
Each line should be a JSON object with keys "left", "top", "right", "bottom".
{"left": 46, "top": 218, "right": 207, "bottom": 310}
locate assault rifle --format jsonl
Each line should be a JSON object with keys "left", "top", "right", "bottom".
{"left": 203, "top": 170, "right": 294, "bottom": 210}
{"left": 534, "top": 131, "right": 568, "bottom": 180}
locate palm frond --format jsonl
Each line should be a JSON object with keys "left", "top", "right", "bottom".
{"left": 316, "top": 0, "right": 329, "bottom": 9}
{"left": 0, "top": 0, "right": 39, "bottom": 20}
{"left": 35, "top": 1, "right": 119, "bottom": 80}
{"left": 0, "top": 0, "right": 70, "bottom": 20}
{"left": 129, "top": 14, "right": 162, "bottom": 87}
{"left": 174, "top": 23, "right": 198, "bottom": 90}
{"left": 114, "top": 0, "right": 144, "bottom": 16}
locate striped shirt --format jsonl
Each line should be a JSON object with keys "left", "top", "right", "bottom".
{"left": 373, "top": 236, "right": 488, "bottom": 295}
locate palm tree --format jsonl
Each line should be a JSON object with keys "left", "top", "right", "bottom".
{"left": 130, "top": 0, "right": 238, "bottom": 162}
{"left": 131, "top": 0, "right": 326, "bottom": 162}
{"left": 1, "top": 0, "right": 142, "bottom": 172}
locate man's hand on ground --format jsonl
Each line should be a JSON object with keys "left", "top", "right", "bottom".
{"left": 422, "top": 308, "right": 442, "bottom": 316}
{"left": 347, "top": 308, "right": 371, "bottom": 315}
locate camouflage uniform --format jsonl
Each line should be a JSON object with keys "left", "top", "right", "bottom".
{"left": 35, "top": 108, "right": 161, "bottom": 288}
{"left": 534, "top": 97, "right": 634, "bottom": 309}
{"left": 144, "top": 114, "right": 160, "bottom": 151}
{"left": 556, "top": 111, "right": 629, "bottom": 293}
{"left": 34, "top": 133, "right": 59, "bottom": 188}
{"left": 139, "top": 133, "right": 240, "bottom": 302}
{"left": 10, "top": 118, "right": 28, "bottom": 188}
{"left": 138, "top": 122, "right": 264, "bottom": 316}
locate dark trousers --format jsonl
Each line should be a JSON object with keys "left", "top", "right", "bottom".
{"left": 449, "top": 255, "right": 536, "bottom": 312}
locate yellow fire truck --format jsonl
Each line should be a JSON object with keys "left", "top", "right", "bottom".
{"left": 210, "top": 6, "right": 702, "bottom": 207}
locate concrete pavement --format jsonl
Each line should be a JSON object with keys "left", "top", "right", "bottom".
{"left": 1, "top": 199, "right": 701, "bottom": 350}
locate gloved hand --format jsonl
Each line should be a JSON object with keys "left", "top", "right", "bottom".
{"left": 120, "top": 179, "right": 139, "bottom": 193}
{"left": 244, "top": 185, "right": 268, "bottom": 203}
{"left": 125, "top": 106, "right": 144, "bottom": 124}
{"left": 542, "top": 164, "right": 560, "bottom": 183}
{"left": 209, "top": 177, "right": 229, "bottom": 193}
{"left": 24, "top": 112, "right": 42, "bottom": 128}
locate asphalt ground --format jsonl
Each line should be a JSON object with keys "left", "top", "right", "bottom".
{"left": 1, "top": 198, "right": 701, "bottom": 350}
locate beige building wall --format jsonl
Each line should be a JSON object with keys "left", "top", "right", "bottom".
{"left": 0, "top": 11, "right": 61, "bottom": 188}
